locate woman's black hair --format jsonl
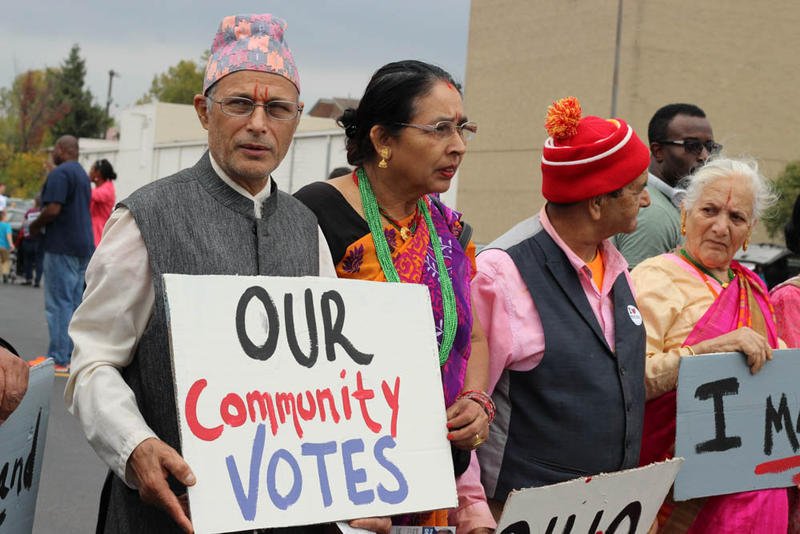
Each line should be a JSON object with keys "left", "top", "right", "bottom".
{"left": 338, "top": 60, "right": 462, "bottom": 166}
{"left": 785, "top": 193, "right": 800, "bottom": 254}
{"left": 93, "top": 159, "right": 117, "bottom": 181}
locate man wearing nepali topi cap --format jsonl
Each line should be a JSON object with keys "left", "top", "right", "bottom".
{"left": 458, "top": 97, "right": 651, "bottom": 521}
{"left": 64, "top": 14, "right": 389, "bottom": 534}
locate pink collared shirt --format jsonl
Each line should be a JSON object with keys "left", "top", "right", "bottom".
{"left": 452, "top": 208, "right": 633, "bottom": 530}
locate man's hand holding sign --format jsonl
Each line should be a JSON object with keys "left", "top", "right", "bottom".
{"left": 126, "top": 437, "right": 197, "bottom": 533}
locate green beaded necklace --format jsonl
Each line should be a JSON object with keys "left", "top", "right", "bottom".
{"left": 355, "top": 167, "right": 456, "bottom": 366}
{"left": 679, "top": 248, "right": 733, "bottom": 287}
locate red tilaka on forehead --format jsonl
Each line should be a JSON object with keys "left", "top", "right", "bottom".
{"left": 726, "top": 184, "right": 733, "bottom": 208}
{"left": 253, "top": 84, "right": 268, "bottom": 101}
{"left": 446, "top": 81, "right": 455, "bottom": 91}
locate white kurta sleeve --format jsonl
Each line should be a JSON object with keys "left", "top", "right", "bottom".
{"left": 65, "top": 207, "right": 158, "bottom": 487}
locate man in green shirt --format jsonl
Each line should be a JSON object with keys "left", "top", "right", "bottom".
{"left": 613, "top": 103, "right": 720, "bottom": 268}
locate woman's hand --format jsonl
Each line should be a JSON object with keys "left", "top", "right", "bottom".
{"left": 447, "top": 396, "right": 489, "bottom": 450}
{"left": 692, "top": 327, "right": 773, "bottom": 375}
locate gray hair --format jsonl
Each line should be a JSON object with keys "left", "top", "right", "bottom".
{"left": 204, "top": 83, "right": 217, "bottom": 110}
{"left": 682, "top": 156, "right": 777, "bottom": 222}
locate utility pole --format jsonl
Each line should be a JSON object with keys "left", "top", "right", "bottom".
{"left": 610, "top": 0, "right": 624, "bottom": 117}
{"left": 105, "top": 69, "right": 119, "bottom": 117}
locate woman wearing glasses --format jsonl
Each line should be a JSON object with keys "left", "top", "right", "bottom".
{"left": 295, "top": 60, "right": 493, "bottom": 533}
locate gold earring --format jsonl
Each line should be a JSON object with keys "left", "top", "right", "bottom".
{"left": 680, "top": 213, "right": 687, "bottom": 235}
{"left": 378, "top": 147, "right": 390, "bottom": 169}
{"left": 743, "top": 236, "right": 750, "bottom": 251}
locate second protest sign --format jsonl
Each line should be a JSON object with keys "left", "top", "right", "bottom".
{"left": 675, "top": 349, "right": 800, "bottom": 500}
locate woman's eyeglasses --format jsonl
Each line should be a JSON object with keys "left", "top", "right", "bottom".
{"left": 658, "top": 138, "right": 722, "bottom": 156}
{"left": 396, "top": 121, "right": 478, "bottom": 142}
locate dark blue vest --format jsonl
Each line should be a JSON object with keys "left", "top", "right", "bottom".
{"left": 478, "top": 218, "right": 645, "bottom": 502}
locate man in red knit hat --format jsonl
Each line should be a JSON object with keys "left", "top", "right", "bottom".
{"left": 454, "top": 97, "right": 651, "bottom": 525}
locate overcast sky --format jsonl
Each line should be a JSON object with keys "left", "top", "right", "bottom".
{"left": 1, "top": 1, "right": 471, "bottom": 119}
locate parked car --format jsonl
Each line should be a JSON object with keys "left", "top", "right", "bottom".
{"left": 735, "top": 243, "right": 800, "bottom": 289}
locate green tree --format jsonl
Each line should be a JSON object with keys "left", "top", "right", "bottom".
{"left": 0, "top": 69, "right": 69, "bottom": 152}
{"left": 51, "top": 44, "right": 111, "bottom": 139}
{"left": 0, "top": 148, "right": 48, "bottom": 198}
{"left": 764, "top": 160, "right": 800, "bottom": 238}
{"left": 138, "top": 58, "right": 205, "bottom": 105}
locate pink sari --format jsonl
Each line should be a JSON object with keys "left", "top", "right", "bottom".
{"left": 640, "top": 255, "right": 788, "bottom": 533}
{"left": 771, "top": 277, "right": 800, "bottom": 534}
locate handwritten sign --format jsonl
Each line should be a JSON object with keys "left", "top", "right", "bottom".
{"left": 494, "top": 459, "right": 682, "bottom": 534}
{"left": 164, "top": 275, "right": 457, "bottom": 534}
{"left": 0, "top": 360, "right": 53, "bottom": 532}
{"left": 675, "top": 349, "right": 800, "bottom": 500}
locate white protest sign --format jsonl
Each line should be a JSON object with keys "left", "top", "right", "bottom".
{"left": 0, "top": 360, "right": 53, "bottom": 532}
{"left": 675, "top": 348, "right": 800, "bottom": 500}
{"left": 164, "top": 275, "right": 457, "bottom": 534}
{"left": 494, "top": 459, "right": 683, "bottom": 534}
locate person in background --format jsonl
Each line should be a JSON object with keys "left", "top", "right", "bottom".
{"left": 295, "top": 60, "right": 493, "bottom": 533}
{"left": 0, "top": 210, "right": 13, "bottom": 283}
{"left": 632, "top": 157, "right": 786, "bottom": 533}
{"left": 770, "top": 192, "right": 800, "bottom": 534}
{"left": 30, "top": 135, "right": 94, "bottom": 373}
{"left": 0, "top": 182, "right": 7, "bottom": 213}
{"left": 771, "top": 193, "right": 800, "bottom": 346}
{"left": 20, "top": 196, "right": 44, "bottom": 287}
{"left": 89, "top": 159, "right": 117, "bottom": 246}
{"left": 613, "top": 104, "right": 719, "bottom": 268}
{"left": 470, "top": 97, "right": 650, "bottom": 525}
{"left": 326, "top": 166, "right": 352, "bottom": 180}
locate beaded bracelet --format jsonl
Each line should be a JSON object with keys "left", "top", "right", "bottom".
{"left": 457, "top": 390, "right": 496, "bottom": 423}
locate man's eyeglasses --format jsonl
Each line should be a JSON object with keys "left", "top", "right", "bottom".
{"left": 658, "top": 138, "right": 722, "bottom": 156}
{"left": 207, "top": 96, "right": 302, "bottom": 120}
{"left": 396, "top": 121, "right": 478, "bottom": 142}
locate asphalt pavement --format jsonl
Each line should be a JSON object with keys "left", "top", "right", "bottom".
{"left": 1, "top": 280, "right": 107, "bottom": 533}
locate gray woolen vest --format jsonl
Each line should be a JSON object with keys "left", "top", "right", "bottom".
{"left": 477, "top": 216, "right": 646, "bottom": 502}
{"left": 98, "top": 152, "right": 320, "bottom": 534}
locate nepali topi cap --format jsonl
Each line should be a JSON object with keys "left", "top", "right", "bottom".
{"left": 540, "top": 97, "right": 649, "bottom": 203}
{"left": 203, "top": 13, "right": 300, "bottom": 95}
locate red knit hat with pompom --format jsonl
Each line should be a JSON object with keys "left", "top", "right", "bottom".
{"left": 541, "top": 97, "right": 649, "bottom": 203}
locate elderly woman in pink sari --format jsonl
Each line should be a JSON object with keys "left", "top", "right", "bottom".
{"left": 632, "top": 157, "right": 786, "bottom": 533}
{"left": 771, "top": 192, "right": 800, "bottom": 533}
{"left": 772, "top": 193, "right": 800, "bottom": 348}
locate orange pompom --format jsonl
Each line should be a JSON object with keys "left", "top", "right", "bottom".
{"left": 545, "top": 97, "right": 582, "bottom": 141}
